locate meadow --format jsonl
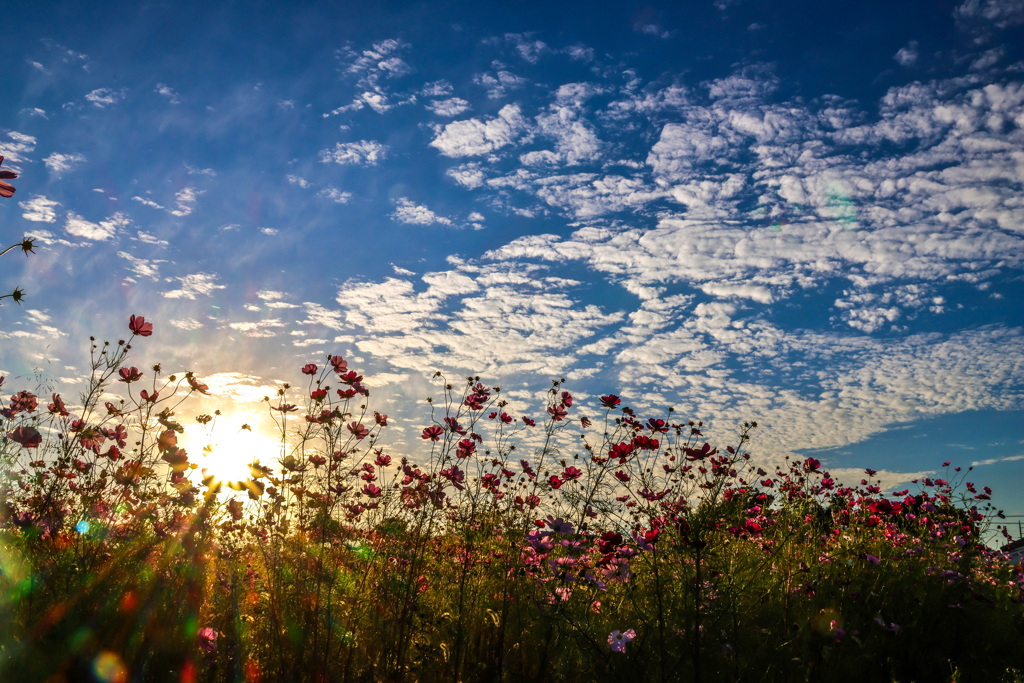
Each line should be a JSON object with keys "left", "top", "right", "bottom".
{"left": 0, "top": 309, "right": 1021, "bottom": 683}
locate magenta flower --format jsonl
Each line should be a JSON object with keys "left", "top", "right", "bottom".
{"left": 118, "top": 367, "right": 143, "bottom": 383}
{"left": 600, "top": 394, "right": 621, "bottom": 408}
{"left": 198, "top": 627, "right": 219, "bottom": 655}
{"left": 301, "top": 363, "right": 318, "bottom": 375}
{"left": 128, "top": 314, "right": 153, "bottom": 337}
{"left": 0, "top": 155, "right": 18, "bottom": 198}
{"left": 421, "top": 425, "right": 443, "bottom": 441}
{"left": 8, "top": 425, "right": 42, "bottom": 448}
{"left": 608, "top": 629, "right": 636, "bottom": 653}
{"left": 347, "top": 422, "right": 369, "bottom": 439}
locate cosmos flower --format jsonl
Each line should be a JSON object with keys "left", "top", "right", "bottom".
{"left": 608, "top": 629, "right": 636, "bottom": 653}
{"left": 128, "top": 314, "right": 153, "bottom": 337}
{"left": 0, "top": 156, "right": 17, "bottom": 198}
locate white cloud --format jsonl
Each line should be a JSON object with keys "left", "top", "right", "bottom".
{"left": 132, "top": 196, "right": 164, "bottom": 210}
{"left": 474, "top": 66, "right": 527, "bottom": 99}
{"left": 286, "top": 174, "right": 310, "bottom": 188}
{"left": 319, "top": 140, "right": 388, "bottom": 165}
{"left": 391, "top": 198, "right": 454, "bottom": 226}
{"left": 170, "top": 187, "right": 201, "bottom": 217}
{"left": 430, "top": 104, "right": 530, "bottom": 157}
{"left": 260, "top": 227, "right": 279, "bottom": 236}
{"left": 20, "top": 196, "right": 60, "bottom": 223}
{"left": 426, "top": 98, "right": 471, "bottom": 117}
{"left": 894, "top": 41, "right": 920, "bottom": 66}
{"left": 2, "top": 131, "right": 37, "bottom": 165}
{"left": 65, "top": 211, "right": 128, "bottom": 241}
{"left": 117, "top": 251, "right": 162, "bottom": 279}
{"left": 155, "top": 83, "right": 181, "bottom": 103}
{"left": 163, "top": 273, "right": 227, "bottom": 299}
{"left": 422, "top": 80, "right": 453, "bottom": 97}
{"left": 85, "top": 88, "right": 125, "bottom": 108}
{"left": 318, "top": 187, "right": 351, "bottom": 204}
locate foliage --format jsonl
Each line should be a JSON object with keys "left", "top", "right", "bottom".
{"left": 0, "top": 318, "right": 1022, "bottom": 682}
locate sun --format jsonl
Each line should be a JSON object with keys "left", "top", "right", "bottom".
{"left": 182, "top": 418, "right": 283, "bottom": 487}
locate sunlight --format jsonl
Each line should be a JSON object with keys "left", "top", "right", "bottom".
{"left": 182, "top": 418, "right": 282, "bottom": 487}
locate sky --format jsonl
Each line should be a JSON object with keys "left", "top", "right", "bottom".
{"left": 1, "top": 0, "right": 1023, "bottom": 531}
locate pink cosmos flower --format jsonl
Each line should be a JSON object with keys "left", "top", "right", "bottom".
{"left": 547, "top": 404, "right": 567, "bottom": 421}
{"left": 329, "top": 355, "right": 348, "bottom": 374}
{"left": 374, "top": 411, "right": 388, "bottom": 426}
{"left": 600, "top": 394, "right": 621, "bottom": 408}
{"left": 608, "top": 629, "right": 636, "bottom": 653}
{"left": 301, "top": 363, "right": 318, "bottom": 375}
{"left": 421, "top": 425, "right": 443, "bottom": 441}
{"left": 198, "top": 627, "right": 219, "bottom": 655}
{"left": 118, "top": 367, "right": 143, "bottom": 383}
{"left": 128, "top": 315, "right": 153, "bottom": 337}
{"left": 48, "top": 393, "right": 70, "bottom": 417}
{"left": 347, "top": 422, "right": 369, "bottom": 439}
{"left": 0, "top": 155, "right": 18, "bottom": 198}
{"left": 8, "top": 425, "right": 42, "bottom": 448}
{"left": 187, "top": 375, "right": 210, "bottom": 395}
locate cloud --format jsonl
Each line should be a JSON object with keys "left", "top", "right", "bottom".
{"left": 118, "top": 251, "right": 163, "bottom": 279}
{"left": 319, "top": 140, "right": 388, "bottom": 165}
{"left": 2, "top": 131, "right": 37, "bottom": 165}
{"left": 503, "top": 33, "right": 550, "bottom": 63}
{"left": 318, "top": 187, "right": 351, "bottom": 204}
{"left": 474, "top": 65, "right": 528, "bottom": 99}
{"left": 20, "top": 196, "right": 60, "bottom": 223}
{"left": 286, "top": 174, "right": 310, "bottom": 188}
{"left": 170, "top": 187, "right": 200, "bottom": 216}
{"left": 132, "top": 196, "right": 164, "bottom": 210}
{"left": 894, "top": 41, "right": 920, "bottom": 66}
{"left": 84, "top": 88, "right": 125, "bottom": 108}
{"left": 430, "top": 104, "right": 530, "bottom": 157}
{"left": 155, "top": 83, "right": 181, "bottom": 103}
{"left": 43, "top": 152, "right": 86, "bottom": 175}
{"left": 391, "top": 198, "right": 454, "bottom": 226}
{"left": 163, "top": 273, "right": 227, "bottom": 299}
{"left": 422, "top": 80, "right": 453, "bottom": 97}
{"left": 65, "top": 211, "right": 129, "bottom": 241}
{"left": 260, "top": 227, "right": 279, "bottom": 236}
{"left": 426, "top": 98, "right": 471, "bottom": 117}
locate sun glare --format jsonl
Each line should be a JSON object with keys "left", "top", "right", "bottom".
{"left": 183, "top": 420, "right": 282, "bottom": 487}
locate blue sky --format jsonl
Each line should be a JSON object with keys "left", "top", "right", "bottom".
{"left": 2, "top": 0, "right": 1023, "bottom": 528}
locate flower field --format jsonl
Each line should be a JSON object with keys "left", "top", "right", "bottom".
{"left": 1, "top": 315, "right": 1023, "bottom": 683}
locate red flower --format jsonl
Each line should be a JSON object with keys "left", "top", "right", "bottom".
{"left": 600, "top": 394, "right": 621, "bottom": 408}
{"left": 374, "top": 411, "right": 388, "bottom": 426}
{"left": 8, "top": 425, "right": 42, "bottom": 448}
{"left": 48, "top": 393, "right": 70, "bottom": 417}
{"left": 421, "top": 425, "right": 443, "bottom": 441}
{"left": 187, "top": 374, "right": 210, "bottom": 395}
{"left": 549, "top": 475, "right": 563, "bottom": 490}
{"left": 129, "top": 315, "right": 153, "bottom": 337}
{"left": 347, "top": 422, "right": 369, "bottom": 439}
{"left": 522, "top": 416, "right": 535, "bottom": 426}
{"left": 118, "top": 367, "right": 143, "bottom": 383}
{"left": 560, "top": 391, "right": 573, "bottom": 407}
{"left": 139, "top": 389, "right": 158, "bottom": 402}
{"left": 329, "top": 355, "right": 348, "bottom": 374}
{"left": 362, "top": 483, "right": 382, "bottom": 498}
{"left": 456, "top": 438, "right": 476, "bottom": 458}
{"left": 0, "top": 156, "right": 17, "bottom": 198}
{"left": 547, "top": 404, "right": 568, "bottom": 421}
{"left": 302, "top": 363, "right": 318, "bottom": 375}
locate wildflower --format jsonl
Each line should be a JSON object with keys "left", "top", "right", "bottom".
{"left": 0, "top": 155, "right": 18, "bottom": 197}
{"left": 347, "top": 422, "right": 369, "bottom": 439}
{"left": 522, "top": 416, "right": 535, "bottom": 426}
{"left": 329, "top": 355, "right": 348, "bottom": 374}
{"left": 600, "top": 394, "right": 621, "bottom": 408}
{"left": 301, "top": 363, "right": 318, "bottom": 375}
{"left": 547, "top": 404, "right": 568, "bottom": 421}
{"left": 545, "top": 516, "right": 574, "bottom": 535}
{"left": 128, "top": 314, "right": 153, "bottom": 337}
{"left": 118, "top": 367, "right": 143, "bottom": 383}
{"left": 608, "top": 629, "right": 636, "bottom": 653}
{"left": 374, "top": 411, "right": 388, "bottom": 426}
{"left": 198, "top": 627, "right": 219, "bottom": 656}
{"left": 187, "top": 374, "right": 210, "bottom": 394}
{"left": 421, "top": 425, "right": 443, "bottom": 441}
{"left": 8, "top": 425, "right": 42, "bottom": 448}
{"left": 560, "top": 391, "right": 573, "bottom": 407}
{"left": 139, "top": 389, "right": 158, "bottom": 402}
{"left": 580, "top": 416, "right": 592, "bottom": 428}
{"left": 48, "top": 393, "right": 70, "bottom": 417}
